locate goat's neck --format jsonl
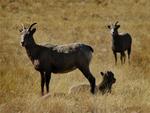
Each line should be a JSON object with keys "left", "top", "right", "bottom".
{"left": 112, "top": 33, "right": 119, "bottom": 44}
{"left": 25, "top": 44, "right": 39, "bottom": 62}
{"left": 112, "top": 31, "right": 119, "bottom": 38}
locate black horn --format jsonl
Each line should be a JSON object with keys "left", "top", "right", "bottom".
{"left": 19, "top": 24, "right": 25, "bottom": 32}
{"left": 28, "top": 23, "right": 37, "bottom": 31}
{"left": 21, "top": 24, "right": 25, "bottom": 29}
{"left": 115, "top": 21, "right": 119, "bottom": 25}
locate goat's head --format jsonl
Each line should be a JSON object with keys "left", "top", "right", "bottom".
{"left": 107, "top": 21, "right": 120, "bottom": 36}
{"left": 100, "top": 71, "right": 116, "bottom": 87}
{"left": 19, "top": 23, "right": 37, "bottom": 47}
{"left": 98, "top": 71, "right": 116, "bottom": 94}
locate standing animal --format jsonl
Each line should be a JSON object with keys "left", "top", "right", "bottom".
{"left": 107, "top": 21, "right": 132, "bottom": 64}
{"left": 19, "top": 23, "right": 95, "bottom": 96}
{"left": 69, "top": 71, "right": 116, "bottom": 95}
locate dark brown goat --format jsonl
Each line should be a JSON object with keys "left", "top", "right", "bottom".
{"left": 107, "top": 21, "right": 132, "bottom": 64}
{"left": 69, "top": 71, "right": 116, "bottom": 95}
{"left": 99, "top": 71, "right": 116, "bottom": 94}
{"left": 20, "top": 23, "right": 95, "bottom": 96}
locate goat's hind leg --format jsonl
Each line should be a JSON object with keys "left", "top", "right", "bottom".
{"left": 79, "top": 67, "right": 96, "bottom": 94}
{"left": 127, "top": 48, "right": 131, "bottom": 64}
{"left": 45, "top": 72, "right": 51, "bottom": 94}
{"left": 123, "top": 52, "right": 126, "bottom": 64}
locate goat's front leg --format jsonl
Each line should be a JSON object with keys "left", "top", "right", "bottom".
{"left": 40, "top": 71, "right": 45, "bottom": 96}
{"left": 123, "top": 53, "right": 126, "bottom": 64}
{"left": 120, "top": 52, "right": 125, "bottom": 64}
{"left": 45, "top": 72, "right": 51, "bottom": 94}
{"left": 113, "top": 51, "right": 117, "bottom": 65}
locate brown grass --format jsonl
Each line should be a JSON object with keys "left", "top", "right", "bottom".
{"left": 0, "top": 0, "right": 150, "bottom": 113}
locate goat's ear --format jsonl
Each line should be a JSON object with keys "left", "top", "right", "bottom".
{"left": 100, "top": 72, "right": 104, "bottom": 76}
{"left": 107, "top": 25, "right": 111, "bottom": 29}
{"left": 116, "top": 25, "right": 120, "bottom": 29}
{"left": 31, "top": 28, "right": 36, "bottom": 34}
{"left": 19, "top": 29, "right": 22, "bottom": 32}
{"left": 19, "top": 29, "right": 23, "bottom": 33}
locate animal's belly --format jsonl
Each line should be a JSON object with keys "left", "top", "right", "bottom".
{"left": 112, "top": 45, "right": 129, "bottom": 52}
{"left": 114, "top": 49, "right": 127, "bottom": 53}
{"left": 51, "top": 65, "right": 77, "bottom": 73}
{"left": 112, "top": 47, "right": 125, "bottom": 52}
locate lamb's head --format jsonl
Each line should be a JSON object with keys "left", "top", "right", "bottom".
{"left": 19, "top": 23, "right": 37, "bottom": 47}
{"left": 99, "top": 71, "right": 116, "bottom": 94}
{"left": 107, "top": 21, "right": 120, "bottom": 36}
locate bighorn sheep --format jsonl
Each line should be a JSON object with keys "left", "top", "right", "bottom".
{"left": 69, "top": 71, "right": 116, "bottom": 95}
{"left": 19, "top": 23, "right": 95, "bottom": 95}
{"left": 107, "top": 21, "right": 132, "bottom": 64}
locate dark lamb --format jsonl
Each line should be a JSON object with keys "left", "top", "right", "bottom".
{"left": 69, "top": 71, "right": 116, "bottom": 95}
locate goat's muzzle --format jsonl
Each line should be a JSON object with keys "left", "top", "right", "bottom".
{"left": 113, "top": 78, "right": 116, "bottom": 84}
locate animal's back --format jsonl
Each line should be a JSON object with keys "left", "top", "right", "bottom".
{"left": 68, "top": 83, "right": 99, "bottom": 94}
{"left": 51, "top": 43, "right": 93, "bottom": 53}
{"left": 47, "top": 42, "right": 94, "bottom": 66}
{"left": 44, "top": 43, "right": 57, "bottom": 48}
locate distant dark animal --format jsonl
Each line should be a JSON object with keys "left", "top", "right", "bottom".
{"left": 69, "top": 71, "right": 116, "bottom": 95}
{"left": 107, "top": 21, "right": 132, "bottom": 64}
{"left": 19, "top": 23, "right": 95, "bottom": 96}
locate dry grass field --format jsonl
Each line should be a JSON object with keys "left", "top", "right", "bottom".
{"left": 0, "top": 0, "right": 150, "bottom": 113}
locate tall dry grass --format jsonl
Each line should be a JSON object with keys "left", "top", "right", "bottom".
{"left": 0, "top": 0, "right": 150, "bottom": 113}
